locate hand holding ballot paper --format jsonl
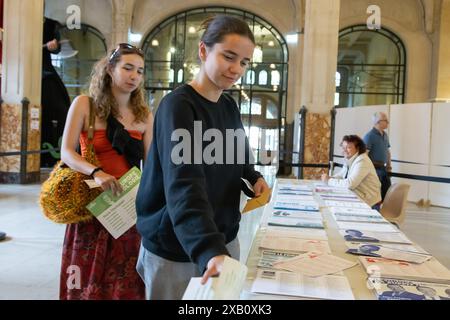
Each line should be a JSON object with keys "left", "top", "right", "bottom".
{"left": 182, "top": 257, "right": 248, "bottom": 300}
{"left": 86, "top": 167, "right": 141, "bottom": 239}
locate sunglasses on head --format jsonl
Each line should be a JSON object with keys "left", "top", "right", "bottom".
{"left": 109, "top": 43, "right": 144, "bottom": 62}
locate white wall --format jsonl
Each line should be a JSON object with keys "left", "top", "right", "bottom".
{"left": 333, "top": 105, "right": 388, "bottom": 164}
{"left": 389, "top": 103, "right": 432, "bottom": 202}
{"left": 429, "top": 103, "right": 450, "bottom": 207}
{"left": 334, "top": 103, "right": 450, "bottom": 207}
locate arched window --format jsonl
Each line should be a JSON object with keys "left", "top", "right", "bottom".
{"left": 335, "top": 71, "right": 341, "bottom": 106}
{"left": 142, "top": 7, "right": 289, "bottom": 167}
{"left": 336, "top": 25, "right": 406, "bottom": 107}
{"left": 271, "top": 70, "right": 280, "bottom": 86}
{"left": 246, "top": 70, "right": 256, "bottom": 85}
{"left": 52, "top": 24, "right": 107, "bottom": 101}
{"left": 177, "top": 69, "right": 184, "bottom": 83}
{"left": 259, "top": 70, "right": 268, "bottom": 85}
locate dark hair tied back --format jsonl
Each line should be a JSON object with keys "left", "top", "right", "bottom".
{"left": 200, "top": 15, "right": 255, "bottom": 47}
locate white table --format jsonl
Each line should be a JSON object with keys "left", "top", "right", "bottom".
{"left": 240, "top": 178, "right": 375, "bottom": 300}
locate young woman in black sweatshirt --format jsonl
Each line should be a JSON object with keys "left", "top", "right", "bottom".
{"left": 136, "top": 15, "right": 269, "bottom": 300}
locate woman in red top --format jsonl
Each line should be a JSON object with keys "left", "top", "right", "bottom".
{"left": 59, "top": 43, "right": 153, "bottom": 299}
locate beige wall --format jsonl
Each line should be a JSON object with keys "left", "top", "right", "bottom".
{"left": 340, "top": 0, "right": 433, "bottom": 103}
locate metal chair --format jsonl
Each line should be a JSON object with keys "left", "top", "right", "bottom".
{"left": 380, "top": 183, "right": 411, "bottom": 227}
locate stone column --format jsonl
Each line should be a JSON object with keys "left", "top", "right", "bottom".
{"left": 0, "top": 0, "right": 44, "bottom": 183}
{"left": 432, "top": 0, "right": 450, "bottom": 101}
{"left": 110, "top": 0, "right": 135, "bottom": 50}
{"left": 299, "top": 0, "right": 340, "bottom": 179}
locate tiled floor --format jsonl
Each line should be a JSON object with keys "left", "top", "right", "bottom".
{"left": 0, "top": 183, "right": 449, "bottom": 300}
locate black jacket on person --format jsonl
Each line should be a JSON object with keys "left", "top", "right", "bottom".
{"left": 41, "top": 17, "right": 71, "bottom": 167}
{"left": 136, "top": 84, "right": 262, "bottom": 273}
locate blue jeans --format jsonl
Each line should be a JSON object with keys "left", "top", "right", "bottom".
{"left": 372, "top": 203, "right": 381, "bottom": 211}
{"left": 136, "top": 238, "right": 240, "bottom": 300}
{"left": 375, "top": 167, "right": 391, "bottom": 201}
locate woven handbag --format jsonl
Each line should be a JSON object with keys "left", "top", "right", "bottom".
{"left": 40, "top": 97, "right": 102, "bottom": 224}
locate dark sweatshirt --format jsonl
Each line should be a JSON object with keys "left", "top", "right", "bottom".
{"left": 136, "top": 84, "right": 262, "bottom": 273}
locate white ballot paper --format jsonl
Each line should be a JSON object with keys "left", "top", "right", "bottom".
{"left": 251, "top": 269, "right": 354, "bottom": 300}
{"left": 274, "top": 201, "right": 319, "bottom": 212}
{"left": 345, "top": 242, "right": 432, "bottom": 264}
{"left": 332, "top": 212, "right": 386, "bottom": 223}
{"left": 260, "top": 236, "right": 330, "bottom": 253}
{"left": 265, "top": 226, "right": 328, "bottom": 241}
{"left": 359, "top": 256, "right": 450, "bottom": 283}
{"left": 86, "top": 167, "right": 140, "bottom": 239}
{"left": 339, "top": 229, "right": 413, "bottom": 244}
{"left": 182, "top": 257, "right": 248, "bottom": 300}
{"left": 275, "top": 194, "right": 316, "bottom": 202}
{"left": 257, "top": 250, "right": 300, "bottom": 269}
{"left": 272, "top": 252, "right": 357, "bottom": 277}
{"left": 329, "top": 207, "right": 377, "bottom": 215}
{"left": 336, "top": 221, "right": 400, "bottom": 233}
{"left": 324, "top": 200, "right": 370, "bottom": 209}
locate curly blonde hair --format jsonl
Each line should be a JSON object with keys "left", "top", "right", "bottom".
{"left": 88, "top": 51, "right": 149, "bottom": 123}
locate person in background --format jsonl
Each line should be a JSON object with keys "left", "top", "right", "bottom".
{"left": 59, "top": 43, "right": 153, "bottom": 299}
{"left": 135, "top": 15, "right": 269, "bottom": 300}
{"left": 322, "top": 135, "right": 381, "bottom": 209}
{"left": 363, "top": 112, "right": 392, "bottom": 201}
{"left": 41, "top": 17, "right": 71, "bottom": 167}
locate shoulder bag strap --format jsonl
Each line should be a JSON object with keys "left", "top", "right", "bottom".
{"left": 83, "top": 97, "right": 99, "bottom": 165}
{"left": 87, "top": 97, "right": 95, "bottom": 141}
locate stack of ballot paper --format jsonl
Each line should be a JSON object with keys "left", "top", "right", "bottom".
{"left": 359, "top": 256, "right": 450, "bottom": 284}
{"left": 268, "top": 209, "right": 324, "bottom": 229}
{"left": 329, "top": 206, "right": 378, "bottom": 215}
{"left": 368, "top": 277, "right": 450, "bottom": 300}
{"left": 339, "top": 229, "right": 413, "bottom": 244}
{"left": 182, "top": 257, "right": 248, "bottom": 300}
{"left": 324, "top": 200, "right": 370, "bottom": 209}
{"left": 267, "top": 216, "right": 324, "bottom": 229}
{"left": 272, "top": 252, "right": 357, "bottom": 277}
{"left": 345, "top": 242, "right": 432, "bottom": 264}
{"left": 265, "top": 226, "right": 328, "bottom": 241}
{"left": 251, "top": 269, "right": 355, "bottom": 300}
{"left": 257, "top": 250, "right": 300, "bottom": 270}
{"left": 260, "top": 235, "right": 331, "bottom": 253}
{"left": 335, "top": 221, "right": 400, "bottom": 233}
{"left": 314, "top": 185, "right": 352, "bottom": 194}
{"left": 332, "top": 211, "right": 387, "bottom": 223}
{"left": 273, "top": 201, "right": 319, "bottom": 212}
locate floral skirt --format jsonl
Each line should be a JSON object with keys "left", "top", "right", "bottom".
{"left": 59, "top": 219, "right": 145, "bottom": 300}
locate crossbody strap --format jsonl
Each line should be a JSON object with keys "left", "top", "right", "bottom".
{"left": 87, "top": 97, "right": 95, "bottom": 141}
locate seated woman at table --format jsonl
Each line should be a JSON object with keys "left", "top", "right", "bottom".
{"left": 321, "top": 135, "right": 381, "bottom": 209}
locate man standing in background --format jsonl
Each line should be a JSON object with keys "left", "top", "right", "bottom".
{"left": 41, "top": 17, "right": 71, "bottom": 167}
{"left": 363, "top": 112, "right": 392, "bottom": 201}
